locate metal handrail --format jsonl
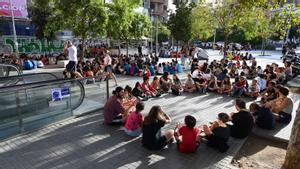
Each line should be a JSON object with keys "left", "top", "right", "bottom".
{"left": 0, "top": 72, "right": 58, "bottom": 81}
{"left": 0, "top": 72, "right": 59, "bottom": 87}
{"left": 0, "top": 78, "right": 85, "bottom": 110}
{"left": 0, "top": 63, "right": 22, "bottom": 77}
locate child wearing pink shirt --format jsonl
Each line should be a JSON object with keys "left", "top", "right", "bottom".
{"left": 124, "top": 101, "right": 145, "bottom": 137}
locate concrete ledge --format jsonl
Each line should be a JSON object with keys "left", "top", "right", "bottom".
{"left": 57, "top": 60, "right": 69, "bottom": 68}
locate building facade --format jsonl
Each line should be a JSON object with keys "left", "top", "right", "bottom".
{"left": 151, "top": 0, "right": 169, "bottom": 19}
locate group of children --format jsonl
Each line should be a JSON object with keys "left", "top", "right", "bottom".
{"left": 103, "top": 81, "right": 294, "bottom": 154}
{"left": 101, "top": 50, "right": 296, "bottom": 153}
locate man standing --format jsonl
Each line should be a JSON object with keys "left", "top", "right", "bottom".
{"left": 138, "top": 45, "right": 142, "bottom": 56}
{"left": 64, "top": 41, "right": 78, "bottom": 78}
{"left": 104, "top": 51, "right": 118, "bottom": 86}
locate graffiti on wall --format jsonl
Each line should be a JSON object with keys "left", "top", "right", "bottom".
{"left": 4, "top": 37, "right": 64, "bottom": 54}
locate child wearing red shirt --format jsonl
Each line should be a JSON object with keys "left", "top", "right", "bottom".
{"left": 175, "top": 115, "right": 201, "bottom": 153}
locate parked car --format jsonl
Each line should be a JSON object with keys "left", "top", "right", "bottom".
{"left": 193, "top": 47, "right": 209, "bottom": 61}
{"left": 228, "top": 43, "right": 242, "bottom": 50}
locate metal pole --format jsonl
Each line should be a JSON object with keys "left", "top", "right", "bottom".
{"left": 106, "top": 78, "right": 109, "bottom": 100}
{"left": 155, "top": 16, "right": 158, "bottom": 57}
{"left": 213, "top": 29, "right": 216, "bottom": 49}
{"left": 150, "top": 15, "right": 153, "bottom": 55}
{"left": 9, "top": 0, "right": 19, "bottom": 57}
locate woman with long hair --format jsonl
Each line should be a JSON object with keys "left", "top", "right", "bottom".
{"left": 142, "top": 106, "right": 174, "bottom": 150}
{"left": 171, "top": 74, "right": 183, "bottom": 95}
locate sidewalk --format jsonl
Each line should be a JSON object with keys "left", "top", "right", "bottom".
{"left": 2, "top": 50, "right": 297, "bottom": 168}
{"left": 0, "top": 92, "right": 244, "bottom": 169}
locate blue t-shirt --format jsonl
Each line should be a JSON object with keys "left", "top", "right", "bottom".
{"left": 169, "top": 65, "right": 175, "bottom": 74}
{"left": 163, "top": 65, "right": 169, "bottom": 73}
{"left": 217, "top": 72, "right": 226, "bottom": 81}
{"left": 176, "top": 63, "right": 183, "bottom": 73}
{"left": 149, "top": 65, "right": 155, "bottom": 76}
{"left": 124, "top": 64, "right": 131, "bottom": 75}
{"left": 24, "top": 60, "right": 33, "bottom": 70}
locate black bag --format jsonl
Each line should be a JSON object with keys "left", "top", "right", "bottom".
{"left": 171, "top": 88, "right": 180, "bottom": 96}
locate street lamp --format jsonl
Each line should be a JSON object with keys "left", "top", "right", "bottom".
{"left": 150, "top": 9, "right": 154, "bottom": 55}
{"left": 155, "top": 15, "right": 158, "bottom": 57}
{"left": 8, "top": 0, "right": 18, "bottom": 57}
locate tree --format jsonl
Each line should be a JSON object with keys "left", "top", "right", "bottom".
{"left": 168, "top": 1, "right": 193, "bottom": 58}
{"left": 211, "top": 0, "right": 248, "bottom": 55}
{"left": 28, "top": 0, "right": 55, "bottom": 40}
{"left": 157, "top": 22, "right": 171, "bottom": 45}
{"left": 191, "top": 4, "right": 215, "bottom": 41}
{"left": 129, "top": 13, "right": 151, "bottom": 41}
{"left": 241, "top": 7, "right": 276, "bottom": 55}
{"left": 284, "top": 104, "right": 300, "bottom": 169}
{"left": 106, "top": 0, "right": 142, "bottom": 56}
{"left": 28, "top": 0, "right": 57, "bottom": 54}
{"left": 48, "top": 0, "right": 108, "bottom": 57}
{"left": 150, "top": 21, "right": 170, "bottom": 46}
{"left": 274, "top": 4, "right": 300, "bottom": 42}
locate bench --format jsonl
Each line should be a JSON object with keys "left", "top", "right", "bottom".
{"left": 57, "top": 60, "right": 69, "bottom": 68}
{"left": 292, "top": 65, "right": 300, "bottom": 77}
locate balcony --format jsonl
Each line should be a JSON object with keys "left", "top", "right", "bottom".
{"left": 150, "top": 0, "right": 165, "bottom": 4}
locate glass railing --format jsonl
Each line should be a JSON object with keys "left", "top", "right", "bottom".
{"left": 0, "top": 73, "right": 58, "bottom": 87}
{"left": 0, "top": 63, "right": 22, "bottom": 77}
{"left": 0, "top": 78, "right": 85, "bottom": 139}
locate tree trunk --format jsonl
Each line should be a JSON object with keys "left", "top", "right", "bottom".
{"left": 284, "top": 104, "right": 300, "bottom": 169}
{"left": 176, "top": 40, "right": 179, "bottom": 62}
{"left": 126, "top": 39, "right": 129, "bottom": 57}
{"left": 224, "top": 34, "right": 229, "bottom": 58}
{"left": 81, "top": 38, "right": 85, "bottom": 58}
{"left": 261, "top": 38, "right": 265, "bottom": 56}
{"left": 118, "top": 40, "right": 121, "bottom": 56}
{"left": 46, "top": 38, "right": 51, "bottom": 56}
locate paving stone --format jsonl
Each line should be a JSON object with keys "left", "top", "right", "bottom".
{"left": 1, "top": 71, "right": 298, "bottom": 169}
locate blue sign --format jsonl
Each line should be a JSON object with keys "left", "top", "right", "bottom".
{"left": 61, "top": 87, "right": 70, "bottom": 98}
{"left": 51, "top": 87, "right": 70, "bottom": 101}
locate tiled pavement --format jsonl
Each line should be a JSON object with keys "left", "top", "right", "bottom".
{"left": 2, "top": 74, "right": 298, "bottom": 169}
{"left": 2, "top": 50, "right": 299, "bottom": 168}
{"left": 0, "top": 92, "right": 245, "bottom": 169}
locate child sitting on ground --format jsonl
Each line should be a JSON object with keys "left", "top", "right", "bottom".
{"left": 142, "top": 106, "right": 174, "bottom": 150}
{"left": 124, "top": 101, "right": 145, "bottom": 137}
{"left": 132, "top": 82, "right": 148, "bottom": 101}
{"left": 202, "top": 113, "right": 230, "bottom": 153}
{"left": 250, "top": 103, "right": 275, "bottom": 130}
{"left": 245, "top": 79, "right": 260, "bottom": 99}
{"left": 141, "top": 76, "right": 160, "bottom": 97}
{"left": 174, "top": 115, "right": 201, "bottom": 153}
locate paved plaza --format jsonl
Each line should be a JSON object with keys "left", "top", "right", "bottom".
{"left": 0, "top": 50, "right": 299, "bottom": 168}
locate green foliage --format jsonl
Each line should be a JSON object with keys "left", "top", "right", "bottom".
{"left": 129, "top": 13, "right": 151, "bottom": 39}
{"left": 168, "top": 2, "right": 193, "bottom": 44}
{"left": 157, "top": 22, "right": 170, "bottom": 43}
{"left": 191, "top": 4, "right": 215, "bottom": 40}
{"left": 51, "top": 0, "right": 108, "bottom": 39}
{"left": 28, "top": 0, "right": 55, "bottom": 40}
{"left": 190, "top": 0, "right": 300, "bottom": 48}
{"left": 106, "top": 0, "right": 145, "bottom": 41}
{"left": 274, "top": 4, "right": 300, "bottom": 40}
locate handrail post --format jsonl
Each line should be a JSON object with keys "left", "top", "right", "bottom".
{"left": 0, "top": 67, "right": 4, "bottom": 77}
{"left": 16, "top": 91, "right": 24, "bottom": 133}
{"left": 106, "top": 78, "right": 109, "bottom": 100}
